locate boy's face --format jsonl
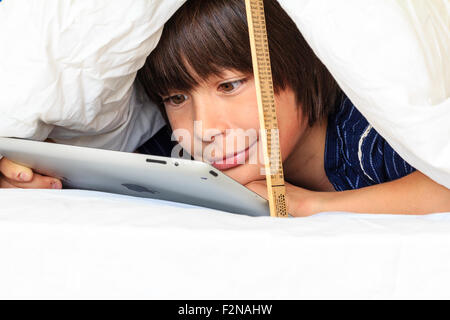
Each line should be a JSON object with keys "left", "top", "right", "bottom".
{"left": 162, "top": 69, "right": 307, "bottom": 185}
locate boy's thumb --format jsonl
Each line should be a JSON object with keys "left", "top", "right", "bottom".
{"left": 0, "top": 158, "right": 34, "bottom": 182}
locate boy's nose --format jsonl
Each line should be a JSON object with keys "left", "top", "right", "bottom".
{"left": 192, "top": 96, "right": 228, "bottom": 140}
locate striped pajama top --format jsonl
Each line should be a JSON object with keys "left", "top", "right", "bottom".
{"left": 324, "top": 95, "right": 416, "bottom": 191}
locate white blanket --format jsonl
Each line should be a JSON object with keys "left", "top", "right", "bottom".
{"left": 1, "top": 189, "right": 450, "bottom": 299}
{"left": 0, "top": 0, "right": 184, "bottom": 151}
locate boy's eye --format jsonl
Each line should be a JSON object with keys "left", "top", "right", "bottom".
{"left": 165, "top": 94, "right": 188, "bottom": 105}
{"left": 218, "top": 79, "right": 245, "bottom": 93}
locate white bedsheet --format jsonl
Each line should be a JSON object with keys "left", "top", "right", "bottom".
{"left": 1, "top": 189, "right": 450, "bottom": 299}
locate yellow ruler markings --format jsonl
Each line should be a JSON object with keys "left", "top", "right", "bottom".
{"left": 245, "top": 0, "right": 288, "bottom": 217}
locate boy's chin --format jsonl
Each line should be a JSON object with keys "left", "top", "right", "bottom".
{"left": 219, "top": 163, "right": 264, "bottom": 186}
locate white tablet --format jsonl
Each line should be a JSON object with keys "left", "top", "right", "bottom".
{"left": 0, "top": 137, "right": 270, "bottom": 216}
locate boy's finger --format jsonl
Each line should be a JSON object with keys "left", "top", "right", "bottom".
{"left": 3, "top": 173, "right": 62, "bottom": 189}
{"left": 0, "top": 158, "right": 33, "bottom": 182}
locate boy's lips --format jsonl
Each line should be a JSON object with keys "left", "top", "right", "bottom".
{"left": 210, "top": 140, "right": 257, "bottom": 170}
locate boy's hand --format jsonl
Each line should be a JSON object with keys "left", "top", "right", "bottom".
{"left": 0, "top": 157, "right": 62, "bottom": 189}
{"left": 245, "top": 179, "right": 324, "bottom": 217}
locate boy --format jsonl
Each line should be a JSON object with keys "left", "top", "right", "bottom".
{"left": 137, "top": 0, "right": 450, "bottom": 216}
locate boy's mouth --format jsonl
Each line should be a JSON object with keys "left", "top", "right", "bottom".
{"left": 210, "top": 140, "right": 258, "bottom": 171}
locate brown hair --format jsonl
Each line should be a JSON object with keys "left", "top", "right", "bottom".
{"left": 138, "top": 0, "right": 341, "bottom": 126}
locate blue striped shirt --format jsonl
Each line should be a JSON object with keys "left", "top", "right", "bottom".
{"left": 324, "top": 95, "right": 416, "bottom": 191}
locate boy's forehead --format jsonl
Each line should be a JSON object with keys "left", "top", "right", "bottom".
{"left": 182, "top": 55, "right": 241, "bottom": 75}
{"left": 183, "top": 62, "right": 242, "bottom": 84}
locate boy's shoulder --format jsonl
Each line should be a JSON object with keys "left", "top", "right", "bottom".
{"left": 325, "top": 94, "right": 415, "bottom": 191}
{"left": 331, "top": 95, "right": 368, "bottom": 136}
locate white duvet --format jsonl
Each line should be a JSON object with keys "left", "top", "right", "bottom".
{"left": 0, "top": 0, "right": 184, "bottom": 151}
{"left": 1, "top": 189, "right": 450, "bottom": 299}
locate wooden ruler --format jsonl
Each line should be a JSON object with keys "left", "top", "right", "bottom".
{"left": 245, "top": 0, "right": 288, "bottom": 218}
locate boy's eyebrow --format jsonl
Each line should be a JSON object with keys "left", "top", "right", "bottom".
{"left": 212, "top": 69, "right": 251, "bottom": 82}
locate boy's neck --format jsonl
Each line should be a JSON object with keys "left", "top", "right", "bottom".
{"left": 283, "top": 118, "right": 335, "bottom": 192}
